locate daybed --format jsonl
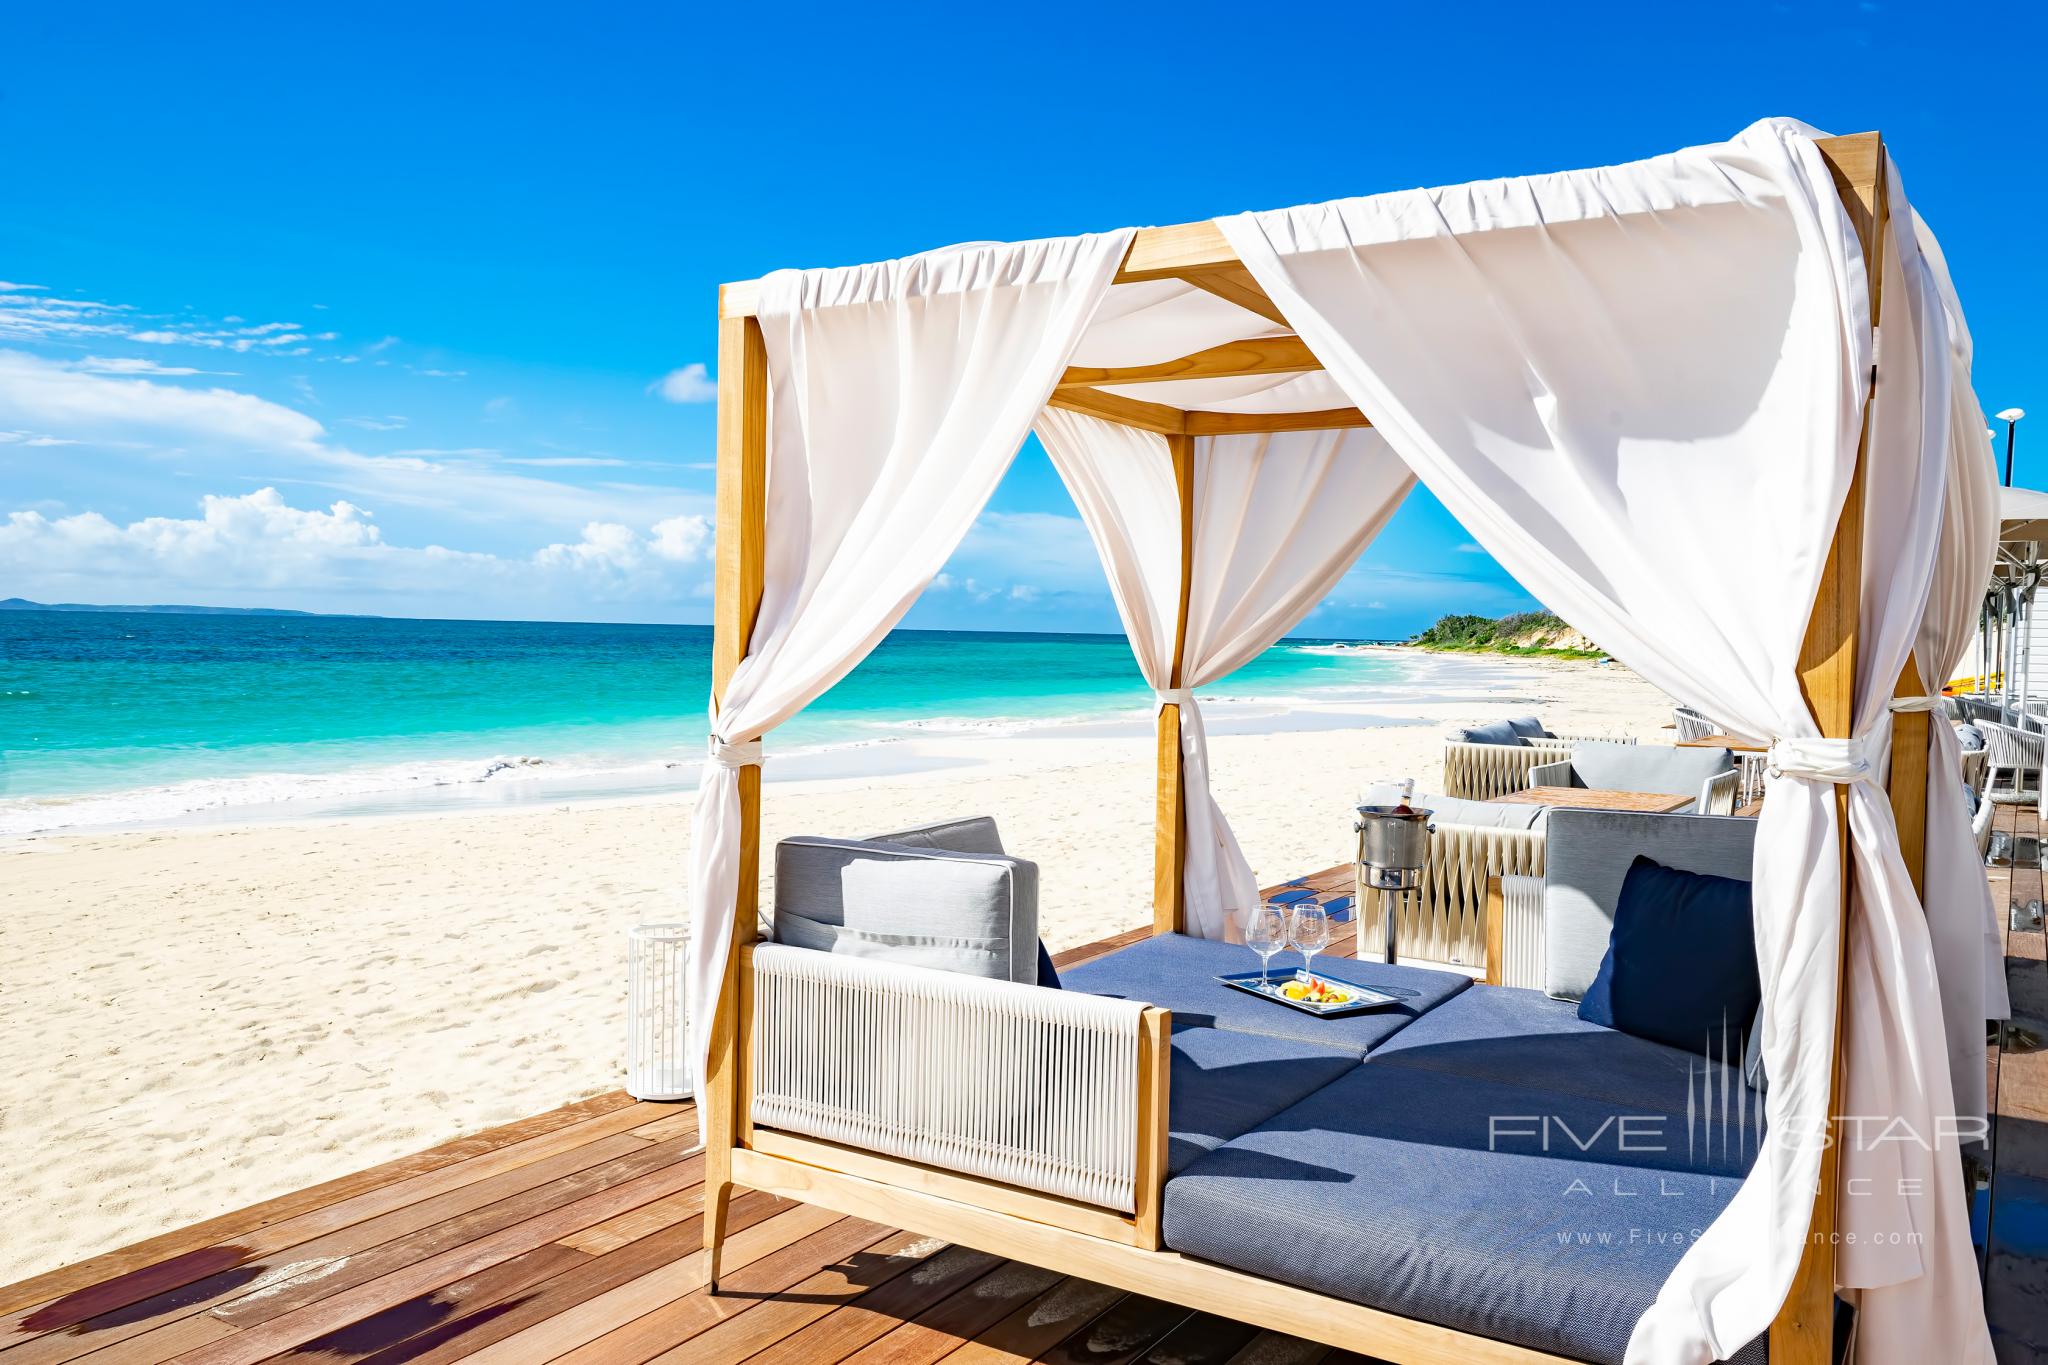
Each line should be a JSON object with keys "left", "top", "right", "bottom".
{"left": 692, "top": 125, "right": 1995, "bottom": 1365}
{"left": 753, "top": 807, "right": 1763, "bottom": 1364}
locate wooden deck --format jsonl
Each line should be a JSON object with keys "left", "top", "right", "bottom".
{"left": 4, "top": 849, "right": 2043, "bottom": 1364}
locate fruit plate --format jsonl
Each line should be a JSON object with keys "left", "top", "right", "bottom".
{"left": 1214, "top": 968, "right": 1402, "bottom": 1017}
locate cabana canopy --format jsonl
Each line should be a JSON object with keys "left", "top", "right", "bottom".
{"left": 689, "top": 119, "right": 1997, "bottom": 1365}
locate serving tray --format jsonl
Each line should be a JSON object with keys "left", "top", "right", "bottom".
{"left": 1214, "top": 967, "right": 1402, "bottom": 1017}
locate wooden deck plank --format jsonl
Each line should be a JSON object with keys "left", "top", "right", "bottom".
{"left": 1032, "top": 1294, "right": 1192, "bottom": 1365}
{"left": 347, "top": 1192, "right": 790, "bottom": 1365}
{"left": 1988, "top": 798, "right": 2048, "bottom": 1362}
{"left": 704, "top": 1244, "right": 1007, "bottom": 1365}
{"left": 834, "top": 1263, "right": 1063, "bottom": 1365}
{"left": 0, "top": 1135, "right": 681, "bottom": 1365}
{"left": 930, "top": 1280, "right": 1125, "bottom": 1365}
{"left": 0, "top": 1094, "right": 641, "bottom": 1322}
{"left": 543, "top": 1214, "right": 892, "bottom": 1365}
{"left": 0, "top": 1103, "right": 670, "bottom": 1345}
{"left": 166, "top": 1160, "right": 702, "bottom": 1365}
{"left": 450, "top": 1202, "right": 844, "bottom": 1365}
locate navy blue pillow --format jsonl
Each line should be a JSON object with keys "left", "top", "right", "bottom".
{"left": 1578, "top": 855, "right": 1759, "bottom": 1059}
{"left": 1036, "top": 940, "right": 1062, "bottom": 990}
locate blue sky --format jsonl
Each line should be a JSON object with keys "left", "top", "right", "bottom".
{"left": 1, "top": 1, "right": 2038, "bottom": 634}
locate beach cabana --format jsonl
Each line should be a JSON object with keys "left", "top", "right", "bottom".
{"left": 686, "top": 120, "right": 1998, "bottom": 1364}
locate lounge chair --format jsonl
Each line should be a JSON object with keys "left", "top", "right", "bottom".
{"left": 1528, "top": 739, "right": 1735, "bottom": 813}
{"left": 1980, "top": 720, "right": 2043, "bottom": 804}
{"left": 1672, "top": 703, "right": 1718, "bottom": 740}
{"left": 1440, "top": 720, "right": 1638, "bottom": 801}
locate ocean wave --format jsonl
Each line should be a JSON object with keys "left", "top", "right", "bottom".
{"left": 0, "top": 753, "right": 590, "bottom": 836}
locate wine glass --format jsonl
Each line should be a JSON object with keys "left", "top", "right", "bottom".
{"left": 1244, "top": 903, "right": 1288, "bottom": 987}
{"left": 1290, "top": 903, "right": 1332, "bottom": 985}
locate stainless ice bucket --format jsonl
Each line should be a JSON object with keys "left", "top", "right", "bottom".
{"left": 1354, "top": 805, "right": 1434, "bottom": 890}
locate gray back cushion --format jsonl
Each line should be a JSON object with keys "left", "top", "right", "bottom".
{"left": 1569, "top": 740, "right": 1731, "bottom": 798}
{"left": 1505, "top": 715, "right": 1554, "bottom": 740}
{"left": 1450, "top": 719, "right": 1525, "bottom": 746}
{"left": 1359, "top": 787, "right": 1544, "bottom": 831}
{"left": 866, "top": 815, "right": 1007, "bottom": 855}
{"left": 773, "top": 826, "right": 1039, "bottom": 984}
{"left": 1543, "top": 809, "right": 1756, "bottom": 1000}
{"left": 1956, "top": 723, "right": 1985, "bottom": 752}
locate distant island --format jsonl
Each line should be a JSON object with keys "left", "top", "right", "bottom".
{"left": 1410, "top": 610, "right": 1604, "bottom": 659}
{"left": 0, "top": 597, "right": 343, "bottom": 617}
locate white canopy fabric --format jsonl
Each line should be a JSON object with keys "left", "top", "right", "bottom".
{"left": 685, "top": 229, "right": 1134, "bottom": 1099}
{"left": 689, "top": 116, "right": 1997, "bottom": 1365}
{"left": 1218, "top": 119, "right": 1988, "bottom": 1363}
{"left": 1036, "top": 408, "right": 1413, "bottom": 938}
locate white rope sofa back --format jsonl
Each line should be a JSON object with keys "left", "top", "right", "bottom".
{"left": 749, "top": 943, "right": 1149, "bottom": 1212}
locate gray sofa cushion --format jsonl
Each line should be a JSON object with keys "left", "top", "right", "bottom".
{"left": 1956, "top": 723, "right": 1986, "bottom": 752}
{"left": 1161, "top": 1063, "right": 1760, "bottom": 1365}
{"left": 1566, "top": 739, "right": 1732, "bottom": 798}
{"left": 1450, "top": 719, "right": 1525, "bottom": 746}
{"left": 773, "top": 834, "right": 1040, "bottom": 984}
{"left": 867, "top": 815, "right": 1008, "bottom": 855}
{"left": 1165, "top": 1026, "right": 1361, "bottom": 1174}
{"left": 1544, "top": 809, "right": 1757, "bottom": 1000}
{"left": 1060, "top": 932, "right": 1470, "bottom": 1055}
{"left": 1505, "top": 715, "right": 1554, "bottom": 740}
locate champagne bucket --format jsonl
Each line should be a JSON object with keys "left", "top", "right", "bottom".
{"left": 1354, "top": 805, "right": 1433, "bottom": 890}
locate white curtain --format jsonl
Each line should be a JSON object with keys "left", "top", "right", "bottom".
{"left": 1221, "top": 118, "right": 1990, "bottom": 1363}
{"left": 686, "top": 230, "right": 1133, "bottom": 1097}
{"left": 1036, "top": 408, "right": 1413, "bottom": 939}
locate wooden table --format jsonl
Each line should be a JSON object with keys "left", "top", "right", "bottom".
{"left": 1677, "top": 733, "right": 1768, "bottom": 752}
{"left": 1496, "top": 785, "right": 1693, "bottom": 813}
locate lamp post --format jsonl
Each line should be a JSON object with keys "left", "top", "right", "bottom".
{"left": 1999, "top": 408, "right": 2026, "bottom": 486}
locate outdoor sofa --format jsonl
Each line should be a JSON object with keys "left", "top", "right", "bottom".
{"left": 744, "top": 809, "right": 1765, "bottom": 1364}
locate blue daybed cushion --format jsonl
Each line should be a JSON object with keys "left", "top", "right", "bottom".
{"left": 1161, "top": 1064, "right": 1761, "bottom": 1365}
{"left": 1164, "top": 1026, "right": 1359, "bottom": 1174}
{"left": 1451, "top": 719, "right": 1525, "bottom": 746}
{"left": 1036, "top": 941, "right": 1061, "bottom": 989}
{"left": 1578, "top": 855, "right": 1760, "bottom": 1059}
{"left": 1060, "top": 931, "right": 1470, "bottom": 1054}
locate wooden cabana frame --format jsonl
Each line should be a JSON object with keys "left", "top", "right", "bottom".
{"left": 703, "top": 132, "right": 1919, "bottom": 1365}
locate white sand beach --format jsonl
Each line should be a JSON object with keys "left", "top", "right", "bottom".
{"left": 0, "top": 649, "right": 1671, "bottom": 1284}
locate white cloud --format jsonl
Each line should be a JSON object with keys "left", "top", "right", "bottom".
{"left": 365, "top": 336, "right": 399, "bottom": 353}
{"left": 342, "top": 415, "right": 408, "bottom": 431}
{"left": 0, "top": 488, "right": 714, "bottom": 614}
{"left": 651, "top": 363, "right": 717, "bottom": 404}
{"left": 1008, "top": 584, "right": 1040, "bottom": 602}
{"left": 71, "top": 356, "right": 233, "bottom": 377}
{"left": 0, "top": 430, "right": 79, "bottom": 447}
{"left": 0, "top": 349, "right": 712, "bottom": 532}
{"left": 0, "top": 282, "right": 48, "bottom": 292}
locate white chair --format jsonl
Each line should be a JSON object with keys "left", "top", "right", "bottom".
{"left": 1672, "top": 705, "right": 1717, "bottom": 741}
{"left": 1959, "top": 745, "right": 1989, "bottom": 796}
{"left": 1697, "top": 767, "right": 1740, "bottom": 816}
{"left": 1976, "top": 794, "right": 1996, "bottom": 863}
{"left": 1981, "top": 720, "right": 2043, "bottom": 805}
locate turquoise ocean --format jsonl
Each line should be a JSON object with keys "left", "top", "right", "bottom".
{"left": 0, "top": 612, "right": 1469, "bottom": 835}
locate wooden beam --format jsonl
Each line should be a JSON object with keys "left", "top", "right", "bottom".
{"left": 1116, "top": 220, "right": 1242, "bottom": 283}
{"left": 1058, "top": 336, "right": 1318, "bottom": 391}
{"left": 1770, "top": 128, "right": 1885, "bottom": 1365}
{"left": 1184, "top": 408, "right": 1371, "bottom": 435}
{"left": 1180, "top": 266, "right": 1290, "bottom": 327}
{"left": 1046, "top": 386, "right": 1186, "bottom": 434}
{"left": 1154, "top": 433, "right": 1195, "bottom": 935}
{"left": 704, "top": 308, "right": 769, "bottom": 1292}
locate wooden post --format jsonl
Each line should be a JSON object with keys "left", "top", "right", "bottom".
{"left": 1153, "top": 432, "right": 1196, "bottom": 935}
{"left": 703, "top": 300, "right": 769, "bottom": 1291}
{"left": 1890, "top": 660, "right": 1931, "bottom": 897}
{"left": 1769, "top": 130, "right": 1887, "bottom": 1365}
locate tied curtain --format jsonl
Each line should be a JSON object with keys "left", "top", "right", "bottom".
{"left": 685, "top": 229, "right": 1134, "bottom": 1098}
{"left": 1221, "top": 116, "right": 1990, "bottom": 1365}
{"left": 1908, "top": 210, "right": 2011, "bottom": 1115}
{"left": 1035, "top": 409, "right": 1413, "bottom": 939}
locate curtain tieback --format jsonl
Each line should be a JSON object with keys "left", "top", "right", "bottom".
{"left": 1155, "top": 687, "right": 1194, "bottom": 711}
{"left": 1767, "top": 736, "right": 1873, "bottom": 784}
{"left": 706, "top": 737, "right": 764, "bottom": 769}
{"left": 1887, "top": 695, "right": 1945, "bottom": 713}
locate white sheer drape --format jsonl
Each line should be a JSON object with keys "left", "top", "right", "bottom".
{"left": 1036, "top": 408, "right": 1413, "bottom": 939}
{"left": 1221, "top": 118, "right": 1990, "bottom": 1364}
{"left": 686, "top": 230, "right": 1133, "bottom": 1096}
